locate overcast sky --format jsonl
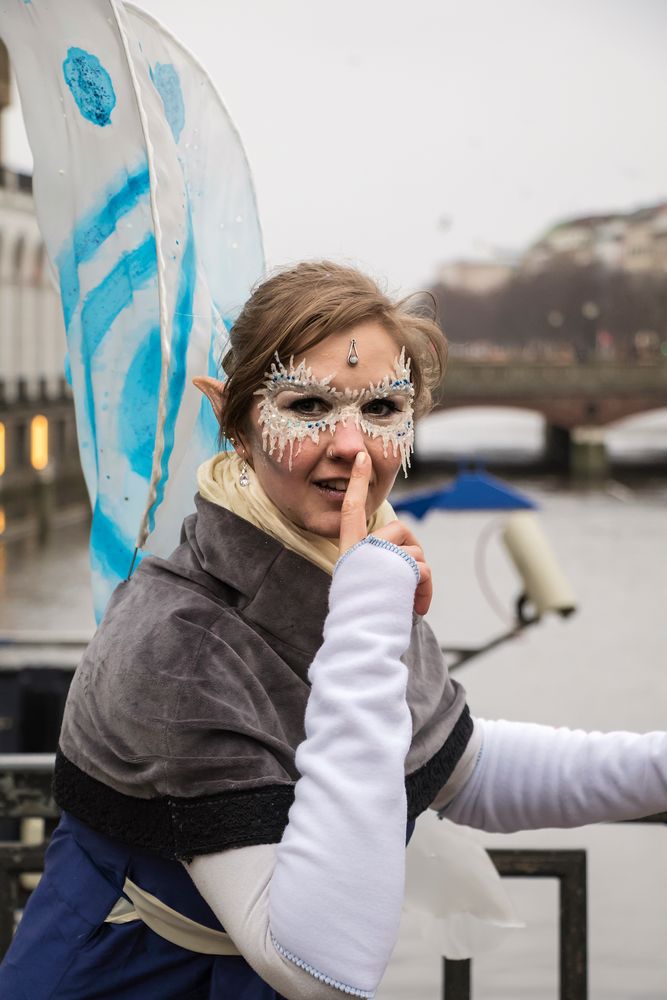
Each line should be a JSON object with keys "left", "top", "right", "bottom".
{"left": 3, "top": 0, "right": 667, "bottom": 295}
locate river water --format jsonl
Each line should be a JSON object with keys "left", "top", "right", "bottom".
{"left": 2, "top": 411, "right": 667, "bottom": 999}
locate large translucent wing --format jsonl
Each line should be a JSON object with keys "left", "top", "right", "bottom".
{"left": 1, "top": 0, "right": 264, "bottom": 620}
{"left": 122, "top": 3, "right": 264, "bottom": 556}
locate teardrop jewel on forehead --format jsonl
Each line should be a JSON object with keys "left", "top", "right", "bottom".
{"left": 347, "top": 338, "right": 359, "bottom": 366}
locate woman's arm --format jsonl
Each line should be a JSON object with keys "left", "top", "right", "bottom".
{"left": 436, "top": 717, "right": 667, "bottom": 831}
{"left": 188, "top": 457, "right": 420, "bottom": 998}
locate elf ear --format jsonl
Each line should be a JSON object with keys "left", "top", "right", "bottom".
{"left": 192, "top": 376, "right": 225, "bottom": 424}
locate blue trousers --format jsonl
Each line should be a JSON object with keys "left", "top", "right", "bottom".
{"left": 0, "top": 813, "right": 286, "bottom": 999}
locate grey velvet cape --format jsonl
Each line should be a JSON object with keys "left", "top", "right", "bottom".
{"left": 55, "top": 495, "right": 473, "bottom": 860}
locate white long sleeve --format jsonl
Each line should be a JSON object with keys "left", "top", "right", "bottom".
{"left": 441, "top": 717, "right": 667, "bottom": 832}
{"left": 187, "top": 536, "right": 419, "bottom": 998}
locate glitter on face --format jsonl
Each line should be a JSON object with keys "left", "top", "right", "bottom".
{"left": 255, "top": 347, "right": 415, "bottom": 475}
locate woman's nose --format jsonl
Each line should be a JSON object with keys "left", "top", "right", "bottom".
{"left": 327, "top": 419, "right": 367, "bottom": 463}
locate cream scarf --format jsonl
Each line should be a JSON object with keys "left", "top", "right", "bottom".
{"left": 197, "top": 451, "right": 396, "bottom": 576}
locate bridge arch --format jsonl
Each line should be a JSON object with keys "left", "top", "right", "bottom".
{"left": 416, "top": 403, "right": 667, "bottom": 468}
{"left": 416, "top": 405, "right": 545, "bottom": 460}
{"left": 605, "top": 406, "right": 667, "bottom": 431}
{"left": 604, "top": 407, "right": 667, "bottom": 462}
{"left": 430, "top": 400, "right": 549, "bottom": 422}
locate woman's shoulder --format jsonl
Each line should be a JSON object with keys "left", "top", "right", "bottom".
{"left": 58, "top": 540, "right": 300, "bottom": 803}
{"left": 92, "top": 555, "right": 253, "bottom": 675}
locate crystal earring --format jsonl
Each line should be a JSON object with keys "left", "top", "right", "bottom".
{"left": 239, "top": 458, "right": 250, "bottom": 488}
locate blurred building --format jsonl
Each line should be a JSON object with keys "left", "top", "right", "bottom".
{"left": 0, "top": 42, "right": 85, "bottom": 535}
{"left": 437, "top": 259, "right": 514, "bottom": 294}
{"left": 624, "top": 205, "right": 667, "bottom": 273}
{"left": 522, "top": 202, "right": 667, "bottom": 274}
{"left": 438, "top": 202, "right": 667, "bottom": 293}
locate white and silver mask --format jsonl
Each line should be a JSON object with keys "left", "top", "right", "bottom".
{"left": 255, "top": 347, "right": 415, "bottom": 475}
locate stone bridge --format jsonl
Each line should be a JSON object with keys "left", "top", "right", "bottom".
{"left": 431, "top": 361, "right": 667, "bottom": 475}
{"left": 435, "top": 361, "right": 667, "bottom": 427}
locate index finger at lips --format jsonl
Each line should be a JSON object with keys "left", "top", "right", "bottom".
{"left": 338, "top": 452, "right": 371, "bottom": 555}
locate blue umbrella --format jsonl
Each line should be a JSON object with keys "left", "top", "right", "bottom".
{"left": 392, "top": 467, "right": 542, "bottom": 668}
{"left": 392, "top": 468, "right": 537, "bottom": 520}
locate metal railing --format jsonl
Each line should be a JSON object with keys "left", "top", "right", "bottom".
{"left": 443, "top": 849, "right": 587, "bottom": 1000}
{"left": 0, "top": 841, "right": 47, "bottom": 954}
{"left": 1, "top": 757, "right": 667, "bottom": 996}
{"left": 0, "top": 756, "right": 57, "bottom": 956}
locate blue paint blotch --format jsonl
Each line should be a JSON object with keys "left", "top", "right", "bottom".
{"left": 63, "top": 352, "right": 72, "bottom": 386}
{"left": 63, "top": 47, "right": 116, "bottom": 127}
{"left": 150, "top": 62, "right": 185, "bottom": 143}
{"left": 119, "top": 325, "right": 161, "bottom": 480}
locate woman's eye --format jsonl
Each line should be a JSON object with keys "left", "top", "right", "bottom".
{"left": 288, "top": 396, "right": 330, "bottom": 417}
{"left": 363, "top": 399, "right": 399, "bottom": 419}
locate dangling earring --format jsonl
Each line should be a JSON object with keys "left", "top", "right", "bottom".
{"left": 239, "top": 456, "right": 250, "bottom": 488}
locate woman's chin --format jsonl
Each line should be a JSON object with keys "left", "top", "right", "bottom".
{"left": 301, "top": 511, "right": 343, "bottom": 540}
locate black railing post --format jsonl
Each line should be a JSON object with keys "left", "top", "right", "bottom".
{"left": 442, "top": 849, "right": 588, "bottom": 1000}
{"left": 0, "top": 842, "right": 46, "bottom": 956}
{"left": 559, "top": 851, "right": 588, "bottom": 1000}
{"left": 489, "top": 849, "right": 588, "bottom": 1000}
{"left": 443, "top": 957, "right": 471, "bottom": 1000}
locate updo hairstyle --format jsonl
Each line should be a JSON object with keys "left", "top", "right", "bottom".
{"left": 219, "top": 260, "right": 447, "bottom": 442}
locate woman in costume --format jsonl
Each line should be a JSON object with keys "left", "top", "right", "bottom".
{"left": 1, "top": 260, "right": 667, "bottom": 1000}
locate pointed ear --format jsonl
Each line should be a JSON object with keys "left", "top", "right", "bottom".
{"left": 192, "top": 376, "right": 226, "bottom": 425}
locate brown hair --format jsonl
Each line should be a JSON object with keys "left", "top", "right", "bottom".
{"left": 220, "top": 260, "right": 446, "bottom": 441}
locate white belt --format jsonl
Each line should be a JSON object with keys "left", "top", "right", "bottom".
{"left": 105, "top": 876, "right": 240, "bottom": 956}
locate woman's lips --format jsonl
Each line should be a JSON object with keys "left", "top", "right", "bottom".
{"left": 313, "top": 479, "right": 349, "bottom": 502}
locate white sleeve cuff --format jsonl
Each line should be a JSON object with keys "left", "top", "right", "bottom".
{"left": 334, "top": 534, "right": 420, "bottom": 586}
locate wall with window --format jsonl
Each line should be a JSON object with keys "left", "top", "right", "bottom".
{"left": 0, "top": 171, "right": 85, "bottom": 531}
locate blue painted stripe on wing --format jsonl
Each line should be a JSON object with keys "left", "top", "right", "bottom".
{"left": 56, "top": 163, "right": 150, "bottom": 330}
{"left": 118, "top": 325, "right": 162, "bottom": 481}
{"left": 196, "top": 311, "right": 224, "bottom": 448}
{"left": 79, "top": 233, "right": 158, "bottom": 468}
{"left": 90, "top": 502, "right": 137, "bottom": 586}
{"left": 150, "top": 62, "right": 185, "bottom": 143}
{"left": 147, "top": 215, "right": 196, "bottom": 533}
{"left": 90, "top": 502, "right": 145, "bottom": 622}
{"left": 80, "top": 233, "right": 157, "bottom": 357}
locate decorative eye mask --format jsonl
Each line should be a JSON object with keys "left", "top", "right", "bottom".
{"left": 255, "top": 347, "right": 415, "bottom": 475}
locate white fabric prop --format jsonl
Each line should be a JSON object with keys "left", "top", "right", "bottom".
{"left": 1, "top": 0, "right": 264, "bottom": 619}
{"left": 401, "top": 812, "right": 524, "bottom": 958}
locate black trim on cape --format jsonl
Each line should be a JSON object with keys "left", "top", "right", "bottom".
{"left": 405, "top": 705, "right": 473, "bottom": 819}
{"left": 53, "top": 706, "right": 473, "bottom": 861}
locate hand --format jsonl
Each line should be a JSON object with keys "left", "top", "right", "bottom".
{"left": 371, "top": 520, "right": 433, "bottom": 617}
{"left": 338, "top": 453, "right": 433, "bottom": 616}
